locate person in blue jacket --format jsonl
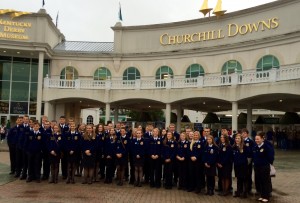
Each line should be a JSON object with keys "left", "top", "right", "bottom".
{"left": 24, "top": 122, "right": 43, "bottom": 183}
{"left": 81, "top": 124, "right": 97, "bottom": 184}
{"left": 187, "top": 131, "right": 203, "bottom": 193}
{"left": 162, "top": 131, "right": 177, "bottom": 189}
{"left": 232, "top": 133, "right": 251, "bottom": 198}
{"left": 7, "top": 117, "right": 20, "bottom": 175}
{"left": 149, "top": 128, "right": 163, "bottom": 188}
{"left": 48, "top": 124, "right": 63, "bottom": 184}
{"left": 131, "top": 129, "right": 145, "bottom": 187}
{"left": 115, "top": 127, "right": 128, "bottom": 186}
{"left": 94, "top": 123, "right": 105, "bottom": 182}
{"left": 253, "top": 131, "right": 274, "bottom": 203}
{"left": 64, "top": 122, "right": 81, "bottom": 184}
{"left": 176, "top": 132, "right": 189, "bottom": 190}
{"left": 203, "top": 135, "right": 219, "bottom": 196}
{"left": 242, "top": 128, "right": 255, "bottom": 194}
{"left": 217, "top": 134, "right": 233, "bottom": 196}
{"left": 104, "top": 128, "right": 116, "bottom": 184}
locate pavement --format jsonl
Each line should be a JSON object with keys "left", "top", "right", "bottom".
{"left": 0, "top": 140, "right": 299, "bottom": 203}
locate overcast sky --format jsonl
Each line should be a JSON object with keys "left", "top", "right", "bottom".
{"left": 2, "top": 0, "right": 276, "bottom": 42}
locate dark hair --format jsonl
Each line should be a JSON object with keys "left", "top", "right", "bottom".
{"left": 220, "top": 134, "right": 230, "bottom": 146}
{"left": 256, "top": 131, "right": 265, "bottom": 139}
{"left": 241, "top": 128, "right": 249, "bottom": 134}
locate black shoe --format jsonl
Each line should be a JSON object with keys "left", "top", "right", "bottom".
{"left": 233, "top": 192, "right": 240, "bottom": 198}
{"left": 209, "top": 190, "right": 214, "bottom": 196}
{"left": 42, "top": 176, "right": 48, "bottom": 180}
{"left": 14, "top": 174, "right": 20, "bottom": 178}
{"left": 26, "top": 178, "right": 32, "bottom": 183}
{"left": 62, "top": 176, "right": 67, "bottom": 180}
{"left": 36, "top": 179, "right": 41, "bottom": 183}
{"left": 195, "top": 190, "right": 201, "bottom": 194}
{"left": 20, "top": 175, "right": 27, "bottom": 180}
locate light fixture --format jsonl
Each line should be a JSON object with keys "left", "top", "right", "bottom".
{"left": 17, "top": 51, "right": 20, "bottom": 54}
{"left": 148, "top": 106, "right": 151, "bottom": 108}
{"left": 3, "top": 50, "right": 6, "bottom": 53}
{"left": 203, "top": 101, "right": 206, "bottom": 105}
{"left": 279, "top": 100, "right": 283, "bottom": 103}
{"left": 217, "top": 106, "right": 220, "bottom": 108}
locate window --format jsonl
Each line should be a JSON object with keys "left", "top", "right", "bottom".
{"left": 94, "top": 67, "right": 111, "bottom": 80}
{"left": 87, "top": 115, "right": 94, "bottom": 125}
{"left": 186, "top": 64, "right": 205, "bottom": 78}
{"left": 60, "top": 66, "right": 79, "bottom": 80}
{"left": 256, "top": 55, "right": 280, "bottom": 72}
{"left": 155, "top": 66, "right": 174, "bottom": 79}
{"left": 221, "top": 60, "right": 242, "bottom": 75}
{"left": 123, "top": 67, "right": 140, "bottom": 80}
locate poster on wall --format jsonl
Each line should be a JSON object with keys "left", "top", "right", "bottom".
{"left": 0, "top": 101, "right": 9, "bottom": 114}
{"left": 10, "top": 102, "right": 28, "bottom": 114}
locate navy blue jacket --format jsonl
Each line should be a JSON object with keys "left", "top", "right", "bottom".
{"left": 115, "top": 139, "right": 127, "bottom": 159}
{"left": 162, "top": 140, "right": 177, "bottom": 161}
{"left": 177, "top": 140, "right": 190, "bottom": 159}
{"left": 203, "top": 145, "right": 219, "bottom": 165}
{"left": 81, "top": 136, "right": 97, "bottom": 155}
{"left": 95, "top": 133, "right": 105, "bottom": 155}
{"left": 64, "top": 131, "right": 81, "bottom": 153}
{"left": 188, "top": 140, "right": 203, "bottom": 161}
{"left": 253, "top": 142, "right": 274, "bottom": 167}
{"left": 103, "top": 136, "right": 116, "bottom": 158}
{"left": 16, "top": 124, "right": 31, "bottom": 149}
{"left": 148, "top": 137, "right": 163, "bottom": 157}
{"left": 217, "top": 144, "right": 233, "bottom": 165}
{"left": 7, "top": 125, "right": 18, "bottom": 145}
{"left": 232, "top": 145, "right": 251, "bottom": 166}
{"left": 130, "top": 138, "right": 146, "bottom": 158}
{"left": 24, "top": 130, "right": 43, "bottom": 153}
{"left": 244, "top": 137, "right": 255, "bottom": 157}
{"left": 47, "top": 133, "right": 63, "bottom": 154}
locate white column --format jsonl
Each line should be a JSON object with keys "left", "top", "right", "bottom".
{"left": 247, "top": 104, "right": 253, "bottom": 137}
{"left": 165, "top": 103, "right": 171, "bottom": 129}
{"left": 36, "top": 52, "right": 44, "bottom": 122}
{"left": 44, "top": 102, "right": 55, "bottom": 121}
{"left": 176, "top": 108, "right": 182, "bottom": 132}
{"left": 114, "top": 108, "right": 119, "bottom": 125}
{"left": 232, "top": 101, "right": 238, "bottom": 131}
{"left": 105, "top": 103, "right": 111, "bottom": 124}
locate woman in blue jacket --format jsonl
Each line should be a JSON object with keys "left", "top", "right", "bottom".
{"left": 80, "top": 124, "right": 97, "bottom": 184}
{"left": 217, "top": 134, "right": 233, "bottom": 196}
{"left": 162, "top": 131, "right": 177, "bottom": 189}
{"left": 48, "top": 124, "right": 63, "bottom": 184}
{"left": 253, "top": 131, "right": 274, "bottom": 203}
{"left": 232, "top": 133, "right": 251, "bottom": 198}
{"left": 203, "top": 135, "right": 219, "bottom": 196}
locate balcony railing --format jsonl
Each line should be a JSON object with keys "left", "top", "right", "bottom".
{"left": 44, "top": 65, "right": 300, "bottom": 90}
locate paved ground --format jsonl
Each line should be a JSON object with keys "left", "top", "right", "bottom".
{"left": 0, "top": 141, "right": 299, "bottom": 203}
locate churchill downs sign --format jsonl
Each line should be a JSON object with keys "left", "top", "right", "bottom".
{"left": 159, "top": 17, "right": 279, "bottom": 46}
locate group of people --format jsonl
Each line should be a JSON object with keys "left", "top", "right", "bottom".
{"left": 6, "top": 115, "right": 274, "bottom": 202}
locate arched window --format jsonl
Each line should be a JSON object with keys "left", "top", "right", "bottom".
{"left": 185, "top": 64, "right": 205, "bottom": 78}
{"left": 123, "top": 67, "right": 140, "bottom": 80}
{"left": 94, "top": 67, "right": 111, "bottom": 80}
{"left": 86, "top": 115, "right": 94, "bottom": 125}
{"left": 256, "top": 55, "right": 280, "bottom": 72}
{"left": 60, "top": 66, "right": 78, "bottom": 80}
{"left": 221, "top": 60, "right": 242, "bottom": 75}
{"left": 155, "top": 66, "right": 174, "bottom": 79}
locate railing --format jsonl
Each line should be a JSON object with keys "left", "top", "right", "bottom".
{"left": 44, "top": 65, "right": 300, "bottom": 90}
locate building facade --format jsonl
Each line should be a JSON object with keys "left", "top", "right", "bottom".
{"left": 0, "top": 0, "right": 300, "bottom": 131}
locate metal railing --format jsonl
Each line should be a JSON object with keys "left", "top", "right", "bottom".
{"left": 44, "top": 64, "right": 300, "bottom": 90}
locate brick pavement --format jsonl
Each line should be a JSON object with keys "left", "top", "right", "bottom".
{"left": 0, "top": 142, "right": 299, "bottom": 203}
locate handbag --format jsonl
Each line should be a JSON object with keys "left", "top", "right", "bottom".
{"left": 270, "top": 164, "right": 276, "bottom": 177}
